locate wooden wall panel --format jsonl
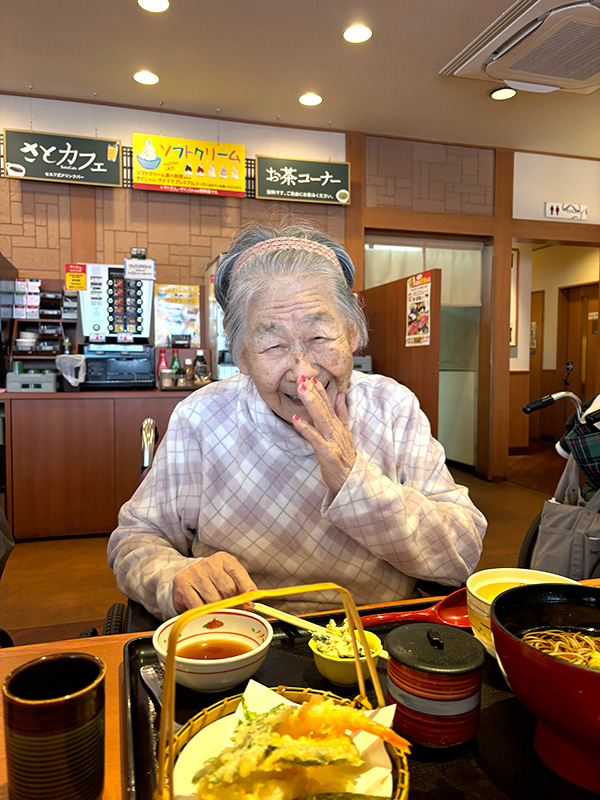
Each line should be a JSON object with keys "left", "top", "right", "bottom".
{"left": 509, "top": 371, "right": 530, "bottom": 451}
{"left": 114, "top": 394, "right": 193, "bottom": 515}
{"left": 362, "top": 270, "right": 441, "bottom": 436}
{"left": 345, "top": 132, "right": 366, "bottom": 291}
{"left": 70, "top": 185, "right": 97, "bottom": 262}
{"left": 10, "top": 397, "right": 116, "bottom": 538}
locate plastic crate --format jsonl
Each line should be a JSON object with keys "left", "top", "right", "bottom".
{"left": 6, "top": 372, "right": 57, "bottom": 393}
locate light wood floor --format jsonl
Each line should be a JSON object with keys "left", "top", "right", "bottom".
{"left": 0, "top": 467, "right": 550, "bottom": 647}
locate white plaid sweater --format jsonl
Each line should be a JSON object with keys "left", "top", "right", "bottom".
{"left": 108, "top": 372, "right": 486, "bottom": 620}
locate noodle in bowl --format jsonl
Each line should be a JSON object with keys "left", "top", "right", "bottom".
{"left": 490, "top": 583, "right": 600, "bottom": 793}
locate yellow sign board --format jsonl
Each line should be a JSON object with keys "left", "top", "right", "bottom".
{"left": 132, "top": 133, "right": 245, "bottom": 196}
{"left": 65, "top": 263, "right": 87, "bottom": 291}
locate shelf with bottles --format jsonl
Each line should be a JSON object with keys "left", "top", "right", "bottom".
{"left": 154, "top": 346, "right": 212, "bottom": 390}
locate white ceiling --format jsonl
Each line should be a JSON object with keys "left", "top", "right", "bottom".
{"left": 1, "top": 0, "right": 600, "bottom": 159}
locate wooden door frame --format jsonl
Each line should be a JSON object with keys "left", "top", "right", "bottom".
{"left": 345, "top": 133, "right": 600, "bottom": 480}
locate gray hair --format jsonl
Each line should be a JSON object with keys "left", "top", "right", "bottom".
{"left": 215, "top": 222, "right": 369, "bottom": 363}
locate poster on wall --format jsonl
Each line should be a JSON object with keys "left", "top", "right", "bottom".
{"left": 154, "top": 284, "right": 201, "bottom": 346}
{"left": 406, "top": 272, "right": 431, "bottom": 347}
{"left": 510, "top": 249, "right": 519, "bottom": 346}
{"left": 3, "top": 129, "right": 122, "bottom": 187}
{"left": 132, "top": 133, "right": 245, "bottom": 196}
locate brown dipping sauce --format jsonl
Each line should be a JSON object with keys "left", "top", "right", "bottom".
{"left": 177, "top": 637, "right": 255, "bottom": 660}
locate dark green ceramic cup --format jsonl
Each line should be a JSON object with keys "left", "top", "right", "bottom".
{"left": 2, "top": 652, "right": 105, "bottom": 800}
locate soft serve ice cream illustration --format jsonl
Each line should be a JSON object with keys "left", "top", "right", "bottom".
{"left": 136, "top": 138, "right": 161, "bottom": 170}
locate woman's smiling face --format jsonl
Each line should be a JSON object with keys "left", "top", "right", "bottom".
{"left": 237, "top": 278, "right": 359, "bottom": 424}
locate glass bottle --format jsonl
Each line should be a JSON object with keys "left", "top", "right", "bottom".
{"left": 184, "top": 358, "right": 195, "bottom": 387}
{"left": 170, "top": 348, "right": 182, "bottom": 372}
{"left": 193, "top": 349, "right": 209, "bottom": 382}
{"left": 156, "top": 347, "right": 168, "bottom": 381}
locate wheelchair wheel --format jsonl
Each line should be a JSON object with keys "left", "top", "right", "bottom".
{"left": 103, "top": 602, "right": 127, "bottom": 635}
{"left": 517, "top": 510, "right": 542, "bottom": 569}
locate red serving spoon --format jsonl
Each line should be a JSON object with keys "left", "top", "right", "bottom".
{"left": 359, "top": 588, "right": 470, "bottom": 629}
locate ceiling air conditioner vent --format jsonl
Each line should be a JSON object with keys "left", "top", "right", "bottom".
{"left": 441, "top": 1, "right": 600, "bottom": 93}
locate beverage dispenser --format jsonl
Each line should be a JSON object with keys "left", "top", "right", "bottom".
{"left": 78, "top": 263, "right": 155, "bottom": 389}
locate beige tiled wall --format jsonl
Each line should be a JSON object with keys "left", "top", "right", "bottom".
{"left": 0, "top": 180, "right": 72, "bottom": 278}
{"left": 366, "top": 137, "right": 494, "bottom": 216}
{"left": 0, "top": 178, "right": 346, "bottom": 280}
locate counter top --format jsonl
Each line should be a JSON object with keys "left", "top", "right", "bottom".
{"left": 1, "top": 388, "right": 197, "bottom": 400}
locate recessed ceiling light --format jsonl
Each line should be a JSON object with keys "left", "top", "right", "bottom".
{"left": 343, "top": 24, "right": 372, "bottom": 43}
{"left": 490, "top": 86, "right": 516, "bottom": 100}
{"left": 134, "top": 70, "right": 159, "bottom": 85}
{"left": 299, "top": 92, "right": 322, "bottom": 106}
{"left": 138, "top": 0, "right": 169, "bottom": 11}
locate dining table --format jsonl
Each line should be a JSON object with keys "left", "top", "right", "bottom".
{"left": 1, "top": 587, "right": 599, "bottom": 800}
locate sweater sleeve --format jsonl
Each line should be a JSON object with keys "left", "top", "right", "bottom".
{"left": 322, "top": 386, "right": 486, "bottom": 587}
{"left": 107, "top": 404, "right": 204, "bottom": 620}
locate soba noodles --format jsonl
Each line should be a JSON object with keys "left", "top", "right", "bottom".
{"left": 522, "top": 629, "right": 600, "bottom": 670}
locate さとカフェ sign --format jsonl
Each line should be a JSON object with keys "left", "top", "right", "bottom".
{"left": 255, "top": 155, "right": 350, "bottom": 205}
{"left": 4, "top": 129, "right": 122, "bottom": 187}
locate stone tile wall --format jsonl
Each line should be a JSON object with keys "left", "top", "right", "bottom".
{"left": 0, "top": 179, "right": 71, "bottom": 278}
{"left": 366, "top": 137, "right": 494, "bottom": 216}
{"left": 0, "top": 177, "right": 345, "bottom": 281}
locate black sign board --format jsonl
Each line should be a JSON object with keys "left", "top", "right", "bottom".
{"left": 255, "top": 155, "right": 350, "bottom": 205}
{"left": 3, "top": 129, "right": 122, "bottom": 187}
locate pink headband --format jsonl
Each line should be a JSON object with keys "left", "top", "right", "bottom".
{"left": 231, "top": 237, "right": 343, "bottom": 279}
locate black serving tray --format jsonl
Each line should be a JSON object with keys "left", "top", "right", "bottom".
{"left": 123, "top": 603, "right": 597, "bottom": 800}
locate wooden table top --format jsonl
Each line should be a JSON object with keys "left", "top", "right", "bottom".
{"left": 0, "top": 631, "right": 146, "bottom": 800}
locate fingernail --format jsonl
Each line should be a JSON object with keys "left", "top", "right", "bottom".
{"left": 293, "top": 414, "right": 299, "bottom": 421}
{"left": 300, "top": 382, "right": 307, "bottom": 391}
{"left": 300, "top": 374, "right": 306, "bottom": 382}
{"left": 312, "top": 377, "right": 317, "bottom": 384}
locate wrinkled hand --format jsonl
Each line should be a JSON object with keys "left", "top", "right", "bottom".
{"left": 291, "top": 377, "right": 357, "bottom": 493}
{"left": 173, "top": 551, "right": 256, "bottom": 614}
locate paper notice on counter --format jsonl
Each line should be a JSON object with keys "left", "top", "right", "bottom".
{"left": 406, "top": 271, "right": 431, "bottom": 347}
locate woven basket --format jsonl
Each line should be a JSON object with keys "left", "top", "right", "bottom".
{"left": 152, "top": 582, "right": 410, "bottom": 800}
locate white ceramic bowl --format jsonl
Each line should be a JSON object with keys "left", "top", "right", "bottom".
{"left": 152, "top": 609, "right": 273, "bottom": 692}
{"left": 466, "top": 567, "right": 578, "bottom": 657}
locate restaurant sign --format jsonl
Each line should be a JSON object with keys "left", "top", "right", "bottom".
{"left": 3, "top": 129, "right": 122, "bottom": 187}
{"left": 255, "top": 155, "right": 350, "bottom": 205}
{"left": 132, "top": 133, "right": 245, "bottom": 196}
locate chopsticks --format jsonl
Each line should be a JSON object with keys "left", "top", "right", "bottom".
{"left": 253, "top": 602, "right": 389, "bottom": 660}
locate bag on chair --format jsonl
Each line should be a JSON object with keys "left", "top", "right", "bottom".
{"left": 531, "top": 454, "right": 600, "bottom": 580}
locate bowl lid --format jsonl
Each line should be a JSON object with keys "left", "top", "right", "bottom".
{"left": 384, "top": 623, "right": 485, "bottom": 674}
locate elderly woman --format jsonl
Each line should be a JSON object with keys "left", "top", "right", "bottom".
{"left": 108, "top": 222, "right": 486, "bottom": 620}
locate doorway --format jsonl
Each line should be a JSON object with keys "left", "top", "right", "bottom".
{"left": 508, "top": 243, "right": 600, "bottom": 495}
{"left": 363, "top": 235, "right": 484, "bottom": 467}
{"left": 561, "top": 283, "right": 598, "bottom": 405}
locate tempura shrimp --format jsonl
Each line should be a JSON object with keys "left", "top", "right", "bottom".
{"left": 274, "top": 695, "right": 411, "bottom": 754}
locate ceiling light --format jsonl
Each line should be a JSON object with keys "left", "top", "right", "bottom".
{"left": 138, "top": 0, "right": 169, "bottom": 11}
{"left": 343, "top": 25, "right": 372, "bottom": 43}
{"left": 299, "top": 92, "right": 322, "bottom": 106}
{"left": 134, "top": 70, "right": 159, "bottom": 85}
{"left": 490, "top": 86, "right": 516, "bottom": 100}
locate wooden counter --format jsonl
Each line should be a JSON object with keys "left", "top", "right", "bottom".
{"left": 0, "top": 632, "right": 141, "bottom": 800}
{"left": 2, "top": 389, "right": 195, "bottom": 540}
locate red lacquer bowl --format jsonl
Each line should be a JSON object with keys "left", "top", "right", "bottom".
{"left": 490, "top": 583, "right": 600, "bottom": 793}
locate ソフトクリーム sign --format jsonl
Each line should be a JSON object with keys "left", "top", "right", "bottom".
{"left": 132, "top": 133, "right": 245, "bottom": 196}
{"left": 4, "top": 129, "right": 122, "bottom": 187}
{"left": 256, "top": 155, "right": 350, "bottom": 204}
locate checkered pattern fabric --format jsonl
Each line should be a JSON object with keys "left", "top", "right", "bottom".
{"left": 108, "top": 372, "right": 486, "bottom": 620}
{"left": 562, "top": 422, "right": 600, "bottom": 490}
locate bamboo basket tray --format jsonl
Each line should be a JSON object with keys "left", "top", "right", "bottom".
{"left": 152, "top": 582, "right": 410, "bottom": 800}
